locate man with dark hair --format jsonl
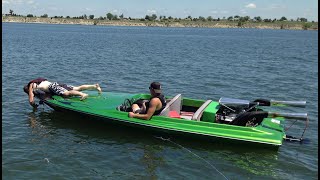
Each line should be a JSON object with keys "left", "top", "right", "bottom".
{"left": 128, "top": 82, "right": 166, "bottom": 120}
{"left": 23, "top": 78, "right": 102, "bottom": 108}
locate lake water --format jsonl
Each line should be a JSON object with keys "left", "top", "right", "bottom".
{"left": 2, "top": 23, "right": 318, "bottom": 179}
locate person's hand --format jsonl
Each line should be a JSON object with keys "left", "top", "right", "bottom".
{"left": 128, "top": 112, "right": 135, "bottom": 118}
{"left": 30, "top": 101, "right": 39, "bottom": 108}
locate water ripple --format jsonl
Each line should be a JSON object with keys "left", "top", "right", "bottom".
{"left": 2, "top": 23, "right": 318, "bottom": 180}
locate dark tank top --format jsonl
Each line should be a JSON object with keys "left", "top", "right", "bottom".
{"left": 145, "top": 94, "right": 167, "bottom": 115}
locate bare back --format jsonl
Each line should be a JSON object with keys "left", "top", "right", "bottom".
{"left": 32, "top": 80, "right": 52, "bottom": 93}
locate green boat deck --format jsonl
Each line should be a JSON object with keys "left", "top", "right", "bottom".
{"left": 44, "top": 91, "right": 285, "bottom": 146}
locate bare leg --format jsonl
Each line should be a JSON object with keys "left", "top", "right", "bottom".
{"left": 132, "top": 104, "right": 140, "bottom": 113}
{"left": 63, "top": 90, "right": 88, "bottom": 100}
{"left": 73, "top": 84, "right": 102, "bottom": 94}
{"left": 131, "top": 104, "right": 146, "bottom": 114}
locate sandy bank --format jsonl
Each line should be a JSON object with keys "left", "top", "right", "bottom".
{"left": 2, "top": 16, "right": 318, "bottom": 31}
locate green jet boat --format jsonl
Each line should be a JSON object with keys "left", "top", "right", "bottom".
{"left": 36, "top": 91, "right": 308, "bottom": 148}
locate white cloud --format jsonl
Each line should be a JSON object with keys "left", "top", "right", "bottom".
{"left": 111, "top": 9, "right": 118, "bottom": 13}
{"left": 269, "top": 4, "right": 286, "bottom": 10}
{"left": 2, "top": 0, "right": 35, "bottom": 5}
{"left": 85, "top": 8, "right": 93, "bottom": 12}
{"left": 210, "top": 10, "right": 218, "bottom": 14}
{"left": 7, "top": 0, "right": 24, "bottom": 4}
{"left": 183, "top": 9, "right": 191, "bottom": 15}
{"left": 48, "top": 7, "right": 59, "bottom": 11}
{"left": 245, "top": 3, "right": 256, "bottom": 9}
{"left": 147, "top": 9, "right": 157, "bottom": 14}
{"left": 221, "top": 10, "right": 229, "bottom": 14}
{"left": 209, "top": 10, "right": 229, "bottom": 15}
{"left": 240, "top": 9, "right": 247, "bottom": 14}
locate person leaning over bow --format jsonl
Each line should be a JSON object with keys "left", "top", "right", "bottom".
{"left": 128, "top": 82, "right": 166, "bottom": 120}
{"left": 23, "top": 77, "right": 102, "bottom": 108}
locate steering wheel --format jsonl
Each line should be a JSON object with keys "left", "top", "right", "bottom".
{"left": 124, "top": 98, "right": 133, "bottom": 108}
{"left": 118, "top": 98, "right": 133, "bottom": 112}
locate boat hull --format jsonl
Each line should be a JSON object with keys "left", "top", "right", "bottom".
{"left": 43, "top": 91, "right": 285, "bottom": 148}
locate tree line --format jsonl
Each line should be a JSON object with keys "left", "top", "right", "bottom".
{"left": 3, "top": 9, "right": 314, "bottom": 23}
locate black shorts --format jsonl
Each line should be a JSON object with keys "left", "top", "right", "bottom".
{"left": 48, "top": 82, "right": 74, "bottom": 95}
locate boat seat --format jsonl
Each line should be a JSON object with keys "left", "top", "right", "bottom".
{"left": 180, "top": 111, "right": 194, "bottom": 120}
{"left": 191, "top": 100, "right": 213, "bottom": 121}
{"left": 159, "top": 94, "right": 182, "bottom": 117}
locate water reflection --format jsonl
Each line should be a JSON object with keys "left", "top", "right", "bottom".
{"left": 27, "top": 109, "right": 280, "bottom": 179}
{"left": 141, "top": 144, "right": 165, "bottom": 179}
{"left": 27, "top": 110, "right": 54, "bottom": 142}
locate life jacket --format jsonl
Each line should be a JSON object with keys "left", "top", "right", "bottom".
{"left": 23, "top": 78, "right": 47, "bottom": 95}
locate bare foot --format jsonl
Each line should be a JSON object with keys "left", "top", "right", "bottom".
{"left": 80, "top": 94, "right": 88, "bottom": 101}
{"left": 96, "top": 84, "right": 102, "bottom": 94}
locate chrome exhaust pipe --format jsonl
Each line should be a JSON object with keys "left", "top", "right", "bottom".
{"left": 270, "top": 100, "right": 306, "bottom": 108}
{"left": 268, "top": 112, "right": 308, "bottom": 121}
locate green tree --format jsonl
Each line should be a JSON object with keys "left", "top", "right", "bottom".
{"left": 279, "top": 16, "right": 287, "bottom": 21}
{"left": 27, "top": 14, "right": 33, "bottom": 17}
{"left": 145, "top": 15, "right": 150, "bottom": 20}
{"left": 239, "top": 17, "right": 245, "bottom": 22}
{"left": 303, "top": 22, "right": 312, "bottom": 30}
{"left": 227, "top": 16, "right": 233, "bottom": 21}
{"left": 254, "top": 16, "right": 262, "bottom": 22}
{"left": 300, "top": 17, "right": 308, "bottom": 22}
{"left": 112, "top": 15, "right": 118, "bottom": 20}
{"left": 263, "top": 19, "right": 271, "bottom": 22}
{"left": 119, "top": 13, "right": 124, "bottom": 19}
{"left": 207, "top": 16, "right": 213, "bottom": 21}
{"left": 198, "top": 16, "right": 206, "bottom": 21}
{"left": 9, "top": 9, "right": 14, "bottom": 15}
{"left": 66, "top": 16, "right": 70, "bottom": 18}
{"left": 41, "top": 14, "right": 48, "bottom": 18}
{"left": 89, "top": 15, "right": 94, "bottom": 19}
{"left": 106, "top": 13, "right": 113, "bottom": 20}
{"left": 151, "top": 14, "right": 157, "bottom": 21}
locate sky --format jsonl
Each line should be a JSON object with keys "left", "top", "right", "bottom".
{"left": 2, "top": 0, "right": 318, "bottom": 21}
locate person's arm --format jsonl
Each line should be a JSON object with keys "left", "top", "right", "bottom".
{"left": 28, "top": 83, "right": 38, "bottom": 108}
{"left": 129, "top": 98, "right": 159, "bottom": 120}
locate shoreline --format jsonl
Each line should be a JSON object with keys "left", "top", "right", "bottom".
{"left": 2, "top": 16, "right": 318, "bottom": 31}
